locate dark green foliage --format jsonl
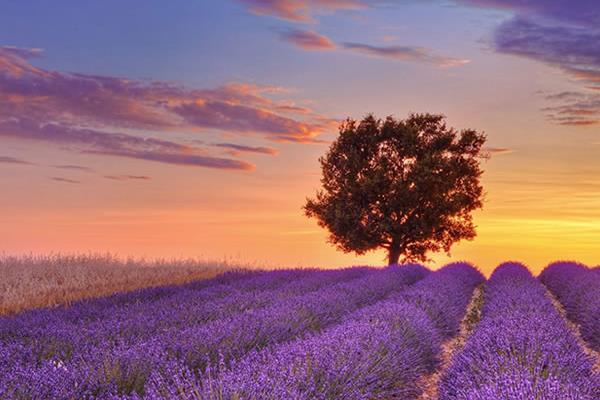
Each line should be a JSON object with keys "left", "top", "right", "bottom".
{"left": 304, "top": 113, "right": 486, "bottom": 265}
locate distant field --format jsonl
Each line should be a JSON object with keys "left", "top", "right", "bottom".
{"left": 0, "top": 261, "right": 599, "bottom": 399}
{"left": 0, "top": 254, "right": 256, "bottom": 315}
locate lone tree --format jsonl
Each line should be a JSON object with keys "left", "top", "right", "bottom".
{"left": 304, "top": 113, "right": 486, "bottom": 265}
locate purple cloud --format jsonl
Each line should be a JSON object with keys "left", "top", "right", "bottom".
{"left": 456, "top": 1, "right": 600, "bottom": 126}
{"left": 543, "top": 92, "right": 600, "bottom": 126}
{"left": 276, "top": 29, "right": 469, "bottom": 69}
{"left": 0, "top": 118, "right": 254, "bottom": 171}
{"left": 457, "top": 1, "right": 600, "bottom": 27}
{"left": 0, "top": 47, "right": 329, "bottom": 142}
{"left": 0, "top": 46, "right": 331, "bottom": 171}
{"left": 214, "top": 142, "right": 279, "bottom": 156}
{"left": 173, "top": 101, "right": 322, "bottom": 143}
{"left": 493, "top": 18, "right": 600, "bottom": 83}
{"left": 51, "top": 177, "right": 80, "bottom": 184}
{"left": 104, "top": 175, "right": 151, "bottom": 181}
{"left": 341, "top": 42, "right": 470, "bottom": 67}
{"left": 0, "top": 155, "right": 32, "bottom": 165}
{"left": 52, "top": 164, "right": 94, "bottom": 172}
{"left": 279, "top": 29, "right": 336, "bottom": 50}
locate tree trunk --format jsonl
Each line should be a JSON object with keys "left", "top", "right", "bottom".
{"left": 388, "top": 245, "right": 401, "bottom": 266}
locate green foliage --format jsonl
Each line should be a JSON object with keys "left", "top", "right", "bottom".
{"left": 304, "top": 113, "right": 486, "bottom": 264}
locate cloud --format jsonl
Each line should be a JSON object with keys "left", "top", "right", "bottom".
{"left": 0, "top": 47, "right": 327, "bottom": 142}
{"left": 455, "top": 1, "right": 600, "bottom": 126}
{"left": 0, "top": 46, "right": 331, "bottom": 170}
{"left": 52, "top": 164, "right": 94, "bottom": 172}
{"left": 0, "top": 118, "right": 254, "bottom": 171}
{"left": 51, "top": 177, "right": 80, "bottom": 184}
{"left": 544, "top": 92, "right": 587, "bottom": 102}
{"left": 104, "top": 175, "right": 151, "bottom": 181}
{"left": 0, "top": 155, "right": 33, "bottom": 164}
{"left": 237, "top": 0, "right": 367, "bottom": 22}
{"left": 172, "top": 100, "right": 323, "bottom": 143}
{"left": 492, "top": 18, "right": 600, "bottom": 84}
{"left": 485, "top": 147, "right": 514, "bottom": 155}
{"left": 543, "top": 92, "right": 600, "bottom": 126}
{"left": 456, "top": 1, "right": 600, "bottom": 27}
{"left": 278, "top": 29, "right": 336, "bottom": 50}
{"left": 277, "top": 29, "right": 469, "bottom": 69}
{"left": 214, "top": 142, "right": 279, "bottom": 156}
{"left": 0, "top": 46, "right": 45, "bottom": 77}
{"left": 276, "top": 104, "right": 313, "bottom": 114}
{"left": 341, "top": 42, "right": 470, "bottom": 67}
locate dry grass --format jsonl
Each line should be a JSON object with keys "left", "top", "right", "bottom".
{"left": 0, "top": 253, "right": 257, "bottom": 316}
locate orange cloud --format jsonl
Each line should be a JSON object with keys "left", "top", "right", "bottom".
{"left": 238, "top": 0, "right": 366, "bottom": 22}
{"left": 279, "top": 29, "right": 336, "bottom": 50}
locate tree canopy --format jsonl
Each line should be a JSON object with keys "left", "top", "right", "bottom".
{"left": 304, "top": 113, "right": 487, "bottom": 265}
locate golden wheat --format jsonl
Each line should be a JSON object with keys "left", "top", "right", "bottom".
{"left": 0, "top": 253, "right": 254, "bottom": 316}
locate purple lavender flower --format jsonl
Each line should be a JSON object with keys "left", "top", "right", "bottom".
{"left": 145, "top": 262, "right": 483, "bottom": 399}
{"left": 439, "top": 262, "right": 599, "bottom": 400}
{"left": 540, "top": 261, "right": 600, "bottom": 350}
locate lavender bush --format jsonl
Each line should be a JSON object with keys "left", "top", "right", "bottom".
{"left": 144, "top": 262, "right": 483, "bottom": 400}
{"left": 439, "top": 262, "right": 599, "bottom": 400}
{"left": 0, "top": 265, "right": 429, "bottom": 398}
{"left": 539, "top": 261, "right": 600, "bottom": 350}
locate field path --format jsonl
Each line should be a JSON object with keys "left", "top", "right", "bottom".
{"left": 544, "top": 288, "right": 600, "bottom": 372}
{"left": 416, "top": 284, "right": 485, "bottom": 400}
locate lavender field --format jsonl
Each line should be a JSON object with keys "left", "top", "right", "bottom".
{"left": 1, "top": 262, "right": 599, "bottom": 399}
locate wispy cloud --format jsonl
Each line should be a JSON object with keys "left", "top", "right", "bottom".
{"left": 214, "top": 142, "right": 279, "bottom": 156}
{"left": 456, "top": 1, "right": 600, "bottom": 126}
{"left": 0, "top": 46, "right": 332, "bottom": 172}
{"left": 0, "top": 155, "right": 32, "bottom": 165}
{"left": 485, "top": 147, "right": 514, "bottom": 156}
{"left": 0, "top": 118, "right": 255, "bottom": 171}
{"left": 277, "top": 29, "right": 469, "bottom": 68}
{"left": 456, "top": 1, "right": 600, "bottom": 27}
{"left": 543, "top": 90, "right": 600, "bottom": 127}
{"left": 51, "top": 177, "right": 81, "bottom": 184}
{"left": 237, "top": 0, "right": 367, "bottom": 22}
{"left": 52, "top": 164, "right": 94, "bottom": 172}
{"left": 0, "top": 47, "right": 329, "bottom": 142}
{"left": 104, "top": 175, "right": 151, "bottom": 181}
{"left": 278, "top": 29, "right": 336, "bottom": 50}
{"left": 492, "top": 18, "right": 600, "bottom": 84}
{"left": 276, "top": 104, "right": 313, "bottom": 114}
{"left": 341, "top": 42, "right": 470, "bottom": 67}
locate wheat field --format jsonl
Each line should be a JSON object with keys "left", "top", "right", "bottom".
{"left": 0, "top": 254, "right": 249, "bottom": 316}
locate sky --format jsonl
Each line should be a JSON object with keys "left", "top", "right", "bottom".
{"left": 1, "top": 0, "right": 599, "bottom": 275}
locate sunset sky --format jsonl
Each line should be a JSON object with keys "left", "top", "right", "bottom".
{"left": 1, "top": 1, "right": 599, "bottom": 274}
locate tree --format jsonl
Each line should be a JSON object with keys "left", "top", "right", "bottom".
{"left": 304, "top": 113, "right": 486, "bottom": 265}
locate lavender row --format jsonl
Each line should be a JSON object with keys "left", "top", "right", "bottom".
{"left": 0, "top": 265, "right": 428, "bottom": 399}
{"left": 539, "top": 262, "right": 600, "bottom": 350}
{"left": 439, "top": 262, "right": 599, "bottom": 400}
{"left": 0, "top": 267, "right": 371, "bottom": 362}
{"left": 0, "top": 268, "right": 370, "bottom": 396}
{"left": 141, "top": 262, "right": 483, "bottom": 400}
{"left": 0, "top": 267, "right": 355, "bottom": 334}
